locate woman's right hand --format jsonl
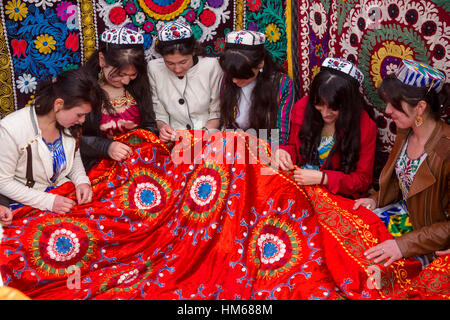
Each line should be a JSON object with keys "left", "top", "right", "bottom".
{"left": 108, "top": 141, "right": 133, "bottom": 161}
{"left": 159, "top": 124, "right": 176, "bottom": 143}
{"left": 353, "top": 198, "right": 377, "bottom": 211}
{"left": 0, "top": 205, "right": 13, "bottom": 226}
{"left": 272, "top": 148, "right": 295, "bottom": 171}
{"left": 52, "top": 195, "right": 76, "bottom": 214}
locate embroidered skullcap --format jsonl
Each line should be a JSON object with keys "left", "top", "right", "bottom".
{"left": 100, "top": 27, "right": 144, "bottom": 48}
{"left": 394, "top": 59, "right": 446, "bottom": 93}
{"left": 225, "top": 30, "right": 266, "bottom": 50}
{"left": 321, "top": 57, "right": 364, "bottom": 85}
{"left": 157, "top": 21, "right": 194, "bottom": 45}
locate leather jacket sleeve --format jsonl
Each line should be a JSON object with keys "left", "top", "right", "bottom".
{"left": 396, "top": 220, "right": 450, "bottom": 258}
{"left": 80, "top": 110, "right": 113, "bottom": 171}
{"left": 80, "top": 135, "right": 112, "bottom": 158}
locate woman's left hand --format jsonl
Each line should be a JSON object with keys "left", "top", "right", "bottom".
{"left": 293, "top": 168, "right": 323, "bottom": 185}
{"left": 364, "top": 239, "right": 403, "bottom": 267}
{"left": 436, "top": 248, "right": 450, "bottom": 256}
{"left": 76, "top": 183, "right": 93, "bottom": 205}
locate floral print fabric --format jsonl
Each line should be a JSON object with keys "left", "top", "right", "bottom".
{"left": 395, "top": 138, "right": 427, "bottom": 200}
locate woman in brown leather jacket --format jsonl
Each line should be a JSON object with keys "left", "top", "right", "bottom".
{"left": 354, "top": 59, "right": 449, "bottom": 267}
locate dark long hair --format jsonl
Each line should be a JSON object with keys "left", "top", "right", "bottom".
{"left": 84, "top": 42, "right": 153, "bottom": 119}
{"left": 299, "top": 69, "right": 368, "bottom": 173}
{"left": 34, "top": 67, "right": 103, "bottom": 146}
{"left": 378, "top": 73, "right": 450, "bottom": 120}
{"left": 219, "top": 47, "right": 285, "bottom": 131}
{"left": 155, "top": 37, "right": 205, "bottom": 57}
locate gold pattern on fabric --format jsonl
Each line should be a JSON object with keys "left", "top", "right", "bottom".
{"left": 79, "top": 0, "right": 97, "bottom": 62}
{"left": 285, "top": 0, "right": 293, "bottom": 79}
{"left": 0, "top": 16, "right": 14, "bottom": 118}
{"left": 234, "top": 0, "right": 245, "bottom": 30}
{"left": 304, "top": 186, "right": 390, "bottom": 298}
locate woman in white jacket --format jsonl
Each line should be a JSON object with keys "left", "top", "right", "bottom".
{"left": 148, "top": 21, "right": 223, "bottom": 142}
{"left": 0, "top": 68, "right": 103, "bottom": 225}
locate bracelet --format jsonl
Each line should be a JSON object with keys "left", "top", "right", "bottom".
{"left": 201, "top": 126, "right": 210, "bottom": 133}
{"left": 320, "top": 172, "right": 325, "bottom": 185}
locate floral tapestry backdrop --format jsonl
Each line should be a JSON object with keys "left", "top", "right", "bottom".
{"left": 296, "top": 0, "right": 450, "bottom": 158}
{"left": 0, "top": 0, "right": 290, "bottom": 118}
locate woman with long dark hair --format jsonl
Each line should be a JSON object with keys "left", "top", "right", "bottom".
{"left": 148, "top": 21, "right": 223, "bottom": 142}
{"left": 354, "top": 59, "right": 449, "bottom": 267}
{"left": 81, "top": 27, "right": 158, "bottom": 171}
{"left": 219, "top": 30, "right": 295, "bottom": 145}
{"left": 275, "top": 57, "right": 377, "bottom": 199}
{"left": 0, "top": 67, "right": 103, "bottom": 224}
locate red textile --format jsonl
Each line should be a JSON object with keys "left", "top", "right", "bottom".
{"left": 0, "top": 129, "right": 448, "bottom": 300}
{"left": 281, "top": 96, "right": 377, "bottom": 198}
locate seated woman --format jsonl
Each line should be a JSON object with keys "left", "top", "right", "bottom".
{"left": 219, "top": 30, "right": 295, "bottom": 145}
{"left": 148, "top": 21, "right": 223, "bottom": 142}
{"left": 354, "top": 59, "right": 449, "bottom": 267}
{"left": 0, "top": 67, "right": 103, "bottom": 222}
{"left": 274, "top": 58, "right": 377, "bottom": 199}
{"left": 81, "top": 27, "right": 158, "bottom": 171}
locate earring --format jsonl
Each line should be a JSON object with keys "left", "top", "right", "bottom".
{"left": 98, "top": 68, "right": 105, "bottom": 83}
{"left": 259, "top": 67, "right": 263, "bottom": 73}
{"left": 415, "top": 115, "right": 423, "bottom": 127}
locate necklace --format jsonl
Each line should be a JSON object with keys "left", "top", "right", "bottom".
{"left": 103, "top": 88, "right": 136, "bottom": 113}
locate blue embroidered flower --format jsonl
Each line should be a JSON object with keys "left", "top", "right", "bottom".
{"left": 6, "top": 4, "right": 81, "bottom": 81}
{"left": 197, "top": 182, "right": 212, "bottom": 200}
{"left": 56, "top": 236, "right": 73, "bottom": 254}
{"left": 140, "top": 189, "right": 156, "bottom": 206}
{"left": 263, "top": 242, "right": 278, "bottom": 258}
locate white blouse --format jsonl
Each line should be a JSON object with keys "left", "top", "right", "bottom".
{"left": 0, "top": 107, "right": 90, "bottom": 211}
{"left": 235, "top": 79, "right": 257, "bottom": 130}
{"left": 148, "top": 56, "right": 223, "bottom": 130}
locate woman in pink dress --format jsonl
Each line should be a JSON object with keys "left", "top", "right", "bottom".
{"left": 81, "top": 27, "right": 158, "bottom": 171}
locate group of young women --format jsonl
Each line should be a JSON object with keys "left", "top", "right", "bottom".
{"left": 0, "top": 21, "right": 448, "bottom": 282}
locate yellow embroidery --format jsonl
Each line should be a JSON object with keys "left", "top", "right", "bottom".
{"left": 0, "top": 20, "right": 15, "bottom": 118}
{"left": 80, "top": 0, "right": 97, "bottom": 62}
{"left": 234, "top": 0, "right": 245, "bottom": 30}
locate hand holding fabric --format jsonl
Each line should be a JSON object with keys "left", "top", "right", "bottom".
{"left": 159, "top": 124, "right": 176, "bottom": 143}
{"left": 436, "top": 248, "right": 450, "bottom": 256}
{"left": 108, "top": 141, "right": 133, "bottom": 161}
{"left": 272, "top": 148, "right": 295, "bottom": 171}
{"left": 353, "top": 198, "right": 377, "bottom": 211}
{"left": 52, "top": 195, "right": 76, "bottom": 214}
{"left": 293, "top": 168, "right": 323, "bottom": 185}
{"left": 76, "top": 183, "right": 93, "bottom": 205}
{"left": 0, "top": 205, "right": 12, "bottom": 226}
{"left": 364, "top": 239, "right": 403, "bottom": 267}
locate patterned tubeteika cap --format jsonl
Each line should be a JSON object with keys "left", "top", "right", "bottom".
{"left": 157, "top": 21, "right": 193, "bottom": 44}
{"left": 321, "top": 57, "right": 364, "bottom": 85}
{"left": 225, "top": 30, "right": 266, "bottom": 50}
{"left": 100, "top": 27, "right": 144, "bottom": 48}
{"left": 395, "top": 59, "right": 446, "bottom": 93}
